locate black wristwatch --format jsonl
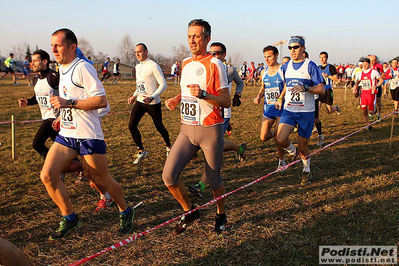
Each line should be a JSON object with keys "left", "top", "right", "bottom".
{"left": 303, "top": 85, "right": 309, "bottom": 92}
{"left": 67, "top": 99, "right": 75, "bottom": 108}
{"left": 199, "top": 90, "right": 207, "bottom": 99}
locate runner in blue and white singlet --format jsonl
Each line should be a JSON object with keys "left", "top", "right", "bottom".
{"left": 275, "top": 36, "right": 325, "bottom": 185}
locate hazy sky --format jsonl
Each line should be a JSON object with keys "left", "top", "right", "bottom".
{"left": 1, "top": 0, "right": 398, "bottom": 65}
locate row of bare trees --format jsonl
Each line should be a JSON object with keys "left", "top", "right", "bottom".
{"left": 2, "top": 33, "right": 245, "bottom": 73}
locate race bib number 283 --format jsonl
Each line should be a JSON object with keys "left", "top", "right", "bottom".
{"left": 181, "top": 96, "right": 199, "bottom": 125}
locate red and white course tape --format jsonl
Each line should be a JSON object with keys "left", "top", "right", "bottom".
{"left": 68, "top": 111, "right": 395, "bottom": 266}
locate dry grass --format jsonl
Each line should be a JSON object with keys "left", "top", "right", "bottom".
{"left": 1, "top": 77, "right": 399, "bottom": 266}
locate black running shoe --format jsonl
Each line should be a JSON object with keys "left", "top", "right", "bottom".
{"left": 213, "top": 213, "right": 227, "bottom": 234}
{"left": 301, "top": 171, "right": 312, "bottom": 185}
{"left": 188, "top": 184, "right": 203, "bottom": 199}
{"left": 173, "top": 209, "right": 200, "bottom": 235}
{"left": 49, "top": 216, "right": 82, "bottom": 240}
{"left": 118, "top": 208, "right": 135, "bottom": 235}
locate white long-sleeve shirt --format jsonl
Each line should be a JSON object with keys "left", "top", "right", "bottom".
{"left": 134, "top": 58, "right": 167, "bottom": 105}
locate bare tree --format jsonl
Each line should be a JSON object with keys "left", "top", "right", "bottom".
{"left": 78, "top": 37, "right": 95, "bottom": 57}
{"left": 229, "top": 52, "right": 243, "bottom": 68}
{"left": 149, "top": 52, "right": 173, "bottom": 75}
{"left": 94, "top": 51, "right": 109, "bottom": 62}
{"left": 117, "top": 33, "right": 135, "bottom": 66}
{"left": 171, "top": 44, "right": 191, "bottom": 62}
{"left": 10, "top": 43, "right": 26, "bottom": 60}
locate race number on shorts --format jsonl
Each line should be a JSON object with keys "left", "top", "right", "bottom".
{"left": 181, "top": 95, "right": 199, "bottom": 125}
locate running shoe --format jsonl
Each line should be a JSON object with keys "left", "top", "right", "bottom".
{"left": 237, "top": 143, "right": 247, "bottom": 162}
{"left": 118, "top": 208, "right": 135, "bottom": 235}
{"left": 376, "top": 114, "right": 381, "bottom": 122}
{"left": 276, "top": 160, "right": 287, "bottom": 172}
{"left": 13, "top": 82, "right": 19, "bottom": 86}
{"left": 368, "top": 114, "right": 374, "bottom": 121}
{"left": 317, "top": 134, "right": 324, "bottom": 146}
{"left": 133, "top": 150, "right": 148, "bottom": 165}
{"left": 335, "top": 105, "right": 341, "bottom": 115}
{"left": 59, "top": 173, "right": 65, "bottom": 182}
{"left": 312, "top": 126, "right": 318, "bottom": 134}
{"left": 365, "top": 125, "right": 373, "bottom": 131}
{"left": 293, "top": 125, "right": 298, "bottom": 133}
{"left": 75, "top": 171, "right": 86, "bottom": 184}
{"left": 49, "top": 216, "right": 82, "bottom": 240}
{"left": 173, "top": 209, "right": 200, "bottom": 235}
{"left": 96, "top": 198, "right": 114, "bottom": 211}
{"left": 395, "top": 109, "right": 399, "bottom": 116}
{"left": 188, "top": 183, "right": 204, "bottom": 199}
{"left": 226, "top": 123, "right": 233, "bottom": 136}
{"left": 166, "top": 147, "right": 171, "bottom": 157}
{"left": 301, "top": 171, "right": 312, "bottom": 185}
{"left": 213, "top": 213, "right": 227, "bottom": 234}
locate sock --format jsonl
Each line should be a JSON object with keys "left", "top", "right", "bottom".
{"left": 120, "top": 206, "right": 131, "bottom": 216}
{"left": 216, "top": 212, "right": 226, "bottom": 218}
{"left": 315, "top": 121, "right": 322, "bottom": 135}
{"left": 237, "top": 145, "right": 244, "bottom": 154}
{"left": 302, "top": 155, "right": 310, "bottom": 172}
{"left": 101, "top": 192, "right": 111, "bottom": 200}
{"left": 198, "top": 181, "right": 205, "bottom": 191}
{"left": 63, "top": 212, "right": 77, "bottom": 222}
{"left": 284, "top": 142, "right": 296, "bottom": 156}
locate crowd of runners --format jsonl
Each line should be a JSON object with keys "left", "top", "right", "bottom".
{"left": 1, "top": 17, "right": 399, "bottom": 266}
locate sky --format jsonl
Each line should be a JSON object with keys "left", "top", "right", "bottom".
{"left": 1, "top": 0, "right": 398, "bottom": 66}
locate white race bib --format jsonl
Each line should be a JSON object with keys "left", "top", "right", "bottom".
{"left": 60, "top": 108, "right": 76, "bottom": 129}
{"left": 362, "top": 80, "right": 371, "bottom": 90}
{"left": 136, "top": 80, "right": 147, "bottom": 94}
{"left": 265, "top": 87, "right": 280, "bottom": 105}
{"left": 36, "top": 92, "right": 51, "bottom": 110}
{"left": 391, "top": 79, "right": 399, "bottom": 89}
{"left": 286, "top": 87, "right": 306, "bottom": 107}
{"left": 181, "top": 96, "right": 199, "bottom": 125}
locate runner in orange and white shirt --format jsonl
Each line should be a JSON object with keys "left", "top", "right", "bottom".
{"left": 163, "top": 19, "right": 230, "bottom": 235}
{"left": 353, "top": 58, "right": 383, "bottom": 130}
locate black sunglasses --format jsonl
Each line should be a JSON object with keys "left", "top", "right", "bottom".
{"left": 209, "top": 51, "right": 223, "bottom": 55}
{"left": 288, "top": 45, "right": 302, "bottom": 50}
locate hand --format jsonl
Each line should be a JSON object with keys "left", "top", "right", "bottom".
{"left": 275, "top": 98, "right": 283, "bottom": 110}
{"left": 49, "top": 95, "right": 68, "bottom": 109}
{"left": 291, "top": 85, "right": 307, "bottom": 94}
{"left": 143, "top": 97, "right": 153, "bottom": 105}
{"left": 52, "top": 117, "right": 60, "bottom": 131}
{"left": 322, "top": 73, "right": 328, "bottom": 78}
{"left": 18, "top": 98, "right": 27, "bottom": 107}
{"left": 253, "top": 96, "right": 260, "bottom": 105}
{"left": 128, "top": 96, "right": 137, "bottom": 105}
{"left": 188, "top": 84, "right": 202, "bottom": 98}
{"left": 232, "top": 93, "right": 241, "bottom": 107}
{"left": 165, "top": 97, "right": 179, "bottom": 111}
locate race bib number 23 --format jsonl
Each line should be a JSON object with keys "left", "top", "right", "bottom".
{"left": 60, "top": 108, "right": 76, "bottom": 129}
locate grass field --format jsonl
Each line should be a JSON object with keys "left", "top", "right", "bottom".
{"left": 1, "top": 77, "right": 399, "bottom": 266}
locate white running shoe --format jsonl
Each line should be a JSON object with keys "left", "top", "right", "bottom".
{"left": 166, "top": 147, "right": 171, "bottom": 157}
{"left": 276, "top": 160, "right": 287, "bottom": 172}
{"left": 133, "top": 150, "right": 148, "bottom": 165}
{"left": 317, "top": 134, "right": 324, "bottom": 146}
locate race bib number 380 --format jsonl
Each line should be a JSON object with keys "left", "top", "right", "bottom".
{"left": 60, "top": 108, "right": 76, "bottom": 129}
{"left": 286, "top": 87, "right": 305, "bottom": 107}
{"left": 265, "top": 87, "right": 280, "bottom": 105}
{"left": 181, "top": 96, "right": 199, "bottom": 125}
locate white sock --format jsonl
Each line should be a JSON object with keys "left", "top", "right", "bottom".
{"left": 302, "top": 156, "right": 310, "bottom": 172}
{"left": 284, "top": 142, "right": 296, "bottom": 156}
{"left": 101, "top": 192, "right": 111, "bottom": 200}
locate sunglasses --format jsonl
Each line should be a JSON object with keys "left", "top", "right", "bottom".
{"left": 288, "top": 45, "right": 302, "bottom": 50}
{"left": 209, "top": 51, "right": 223, "bottom": 55}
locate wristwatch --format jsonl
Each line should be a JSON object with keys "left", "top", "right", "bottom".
{"left": 67, "top": 99, "right": 75, "bottom": 108}
{"left": 303, "top": 85, "right": 309, "bottom": 92}
{"left": 199, "top": 90, "right": 207, "bottom": 99}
